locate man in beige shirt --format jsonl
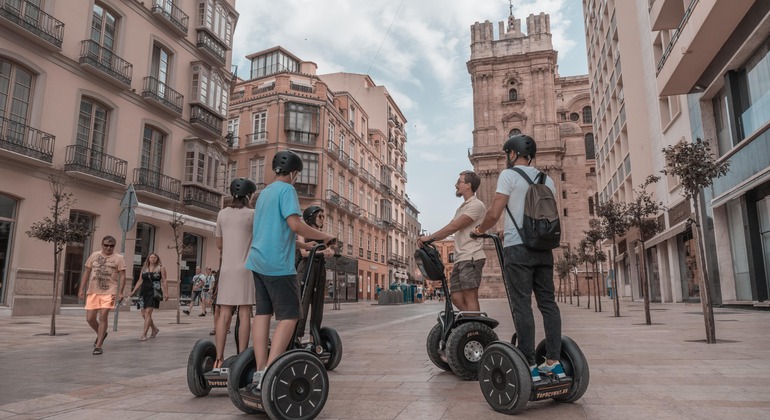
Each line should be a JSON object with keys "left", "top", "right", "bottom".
{"left": 418, "top": 170, "right": 486, "bottom": 311}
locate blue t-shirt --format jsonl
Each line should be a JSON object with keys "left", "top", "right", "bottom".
{"left": 496, "top": 166, "right": 556, "bottom": 248}
{"left": 245, "top": 181, "right": 301, "bottom": 276}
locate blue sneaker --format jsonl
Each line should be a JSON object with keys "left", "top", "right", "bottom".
{"left": 530, "top": 365, "right": 541, "bottom": 382}
{"left": 538, "top": 361, "right": 566, "bottom": 378}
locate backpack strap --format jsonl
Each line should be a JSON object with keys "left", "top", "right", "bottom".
{"left": 511, "top": 167, "right": 534, "bottom": 185}
{"left": 505, "top": 167, "right": 544, "bottom": 238}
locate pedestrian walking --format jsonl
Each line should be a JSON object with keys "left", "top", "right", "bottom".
{"left": 199, "top": 267, "right": 215, "bottom": 317}
{"left": 130, "top": 252, "right": 168, "bottom": 341}
{"left": 184, "top": 267, "right": 205, "bottom": 315}
{"left": 77, "top": 235, "right": 126, "bottom": 355}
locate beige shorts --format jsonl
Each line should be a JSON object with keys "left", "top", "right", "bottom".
{"left": 449, "top": 259, "right": 486, "bottom": 292}
{"left": 85, "top": 293, "right": 116, "bottom": 310}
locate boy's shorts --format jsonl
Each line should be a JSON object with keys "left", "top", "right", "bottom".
{"left": 85, "top": 293, "right": 116, "bottom": 310}
{"left": 253, "top": 272, "right": 300, "bottom": 320}
{"left": 450, "top": 259, "right": 486, "bottom": 292}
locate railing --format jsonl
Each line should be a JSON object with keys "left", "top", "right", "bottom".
{"left": 0, "top": 115, "right": 55, "bottom": 162}
{"left": 133, "top": 168, "right": 181, "bottom": 200}
{"left": 151, "top": 0, "right": 188, "bottom": 34}
{"left": 326, "top": 141, "right": 339, "bottom": 159}
{"left": 190, "top": 104, "right": 223, "bottom": 135}
{"left": 252, "top": 83, "right": 275, "bottom": 95}
{"left": 325, "top": 189, "right": 361, "bottom": 216}
{"left": 183, "top": 184, "right": 221, "bottom": 212}
{"left": 656, "top": 0, "right": 698, "bottom": 75}
{"left": 286, "top": 130, "right": 316, "bottom": 145}
{"left": 290, "top": 82, "right": 314, "bottom": 93}
{"left": 196, "top": 30, "right": 226, "bottom": 65}
{"left": 246, "top": 131, "right": 268, "bottom": 145}
{"left": 348, "top": 158, "right": 359, "bottom": 174}
{"left": 64, "top": 144, "right": 127, "bottom": 184}
{"left": 142, "top": 76, "right": 183, "bottom": 114}
{"left": 231, "top": 91, "right": 245, "bottom": 100}
{"left": 294, "top": 183, "right": 316, "bottom": 197}
{"left": 338, "top": 149, "right": 350, "bottom": 168}
{"left": 0, "top": 0, "right": 64, "bottom": 48}
{"left": 79, "top": 39, "right": 133, "bottom": 86}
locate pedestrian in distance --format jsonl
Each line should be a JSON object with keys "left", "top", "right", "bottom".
{"left": 129, "top": 252, "right": 168, "bottom": 341}
{"left": 211, "top": 177, "right": 258, "bottom": 368}
{"left": 184, "top": 267, "right": 206, "bottom": 315}
{"left": 199, "top": 267, "right": 215, "bottom": 317}
{"left": 473, "top": 134, "right": 566, "bottom": 382}
{"left": 78, "top": 235, "right": 126, "bottom": 355}
{"left": 246, "top": 150, "right": 336, "bottom": 390}
{"left": 418, "top": 170, "right": 487, "bottom": 312}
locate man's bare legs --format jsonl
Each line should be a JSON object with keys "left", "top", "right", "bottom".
{"left": 251, "top": 315, "right": 298, "bottom": 371}
{"left": 86, "top": 308, "right": 110, "bottom": 348}
{"left": 451, "top": 288, "right": 481, "bottom": 312}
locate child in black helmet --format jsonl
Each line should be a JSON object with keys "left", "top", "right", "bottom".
{"left": 296, "top": 206, "right": 335, "bottom": 340}
{"left": 245, "top": 150, "right": 336, "bottom": 389}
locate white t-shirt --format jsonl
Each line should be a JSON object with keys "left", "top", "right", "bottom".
{"left": 496, "top": 166, "right": 556, "bottom": 248}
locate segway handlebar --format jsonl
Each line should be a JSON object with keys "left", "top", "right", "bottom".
{"left": 469, "top": 232, "right": 505, "bottom": 272}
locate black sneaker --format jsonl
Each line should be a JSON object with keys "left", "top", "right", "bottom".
{"left": 199, "top": 313, "right": 206, "bottom": 317}
{"left": 183, "top": 310, "right": 190, "bottom": 315}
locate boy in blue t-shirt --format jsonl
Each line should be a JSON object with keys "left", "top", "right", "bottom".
{"left": 245, "top": 150, "right": 336, "bottom": 389}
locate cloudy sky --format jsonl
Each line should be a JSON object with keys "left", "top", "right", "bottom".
{"left": 231, "top": 0, "right": 588, "bottom": 233}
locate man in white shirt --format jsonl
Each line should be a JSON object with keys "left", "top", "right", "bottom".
{"left": 418, "top": 170, "right": 486, "bottom": 312}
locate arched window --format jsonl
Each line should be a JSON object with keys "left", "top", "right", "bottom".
{"left": 582, "top": 106, "right": 593, "bottom": 124}
{"left": 570, "top": 112, "right": 580, "bottom": 122}
{"left": 508, "top": 88, "right": 518, "bottom": 101}
{"left": 0, "top": 59, "right": 34, "bottom": 142}
{"left": 508, "top": 128, "right": 521, "bottom": 137}
{"left": 584, "top": 133, "right": 595, "bottom": 159}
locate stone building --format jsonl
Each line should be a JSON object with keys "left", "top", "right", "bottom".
{"left": 466, "top": 11, "right": 596, "bottom": 298}
{"left": 0, "top": 0, "right": 238, "bottom": 315}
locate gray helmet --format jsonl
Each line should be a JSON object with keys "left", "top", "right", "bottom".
{"left": 229, "top": 177, "right": 257, "bottom": 198}
{"left": 503, "top": 134, "right": 537, "bottom": 157}
{"left": 302, "top": 205, "right": 323, "bottom": 226}
{"left": 272, "top": 150, "right": 303, "bottom": 174}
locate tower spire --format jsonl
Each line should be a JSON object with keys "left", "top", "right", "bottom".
{"left": 509, "top": 0, "right": 513, "bottom": 17}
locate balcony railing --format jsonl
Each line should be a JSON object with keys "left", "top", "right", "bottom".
{"left": 142, "top": 76, "right": 183, "bottom": 114}
{"left": 0, "top": 0, "right": 64, "bottom": 48}
{"left": 290, "top": 82, "right": 314, "bottom": 93}
{"left": 133, "top": 168, "right": 181, "bottom": 200}
{"left": 246, "top": 131, "right": 268, "bottom": 145}
{"left": 338, "top": 149, "right": 350, "bottom": 168}
{"left": 294, "top": 183, "right": 316, "bottom": 198}
{"left": 183, "top": 185, "right": 221, "bottom": 212}
{"left": 0, "top": 115, "right": 54, "bottom": 163}
{"left": 286, "top": 130, "right": 316, "bottom": 145}
{"left": 252, "top": 83, "right": 275, "bottom": 95}
{"left": 79, "top": 40, "right": 133, "bottom": 86}
{"left": 64, "top": 144, "right": 127, "bottom": 184}
{"left": 190, "top": 104, "right": 223, "bottom": 135}
{"left": 196, "top": 30, "right": 226, "bottom": 65}
{"left": 151, "top": 0, "right": 188, "bottom": 35}
{"left": 325, "top": 189, "right": 362, "bottom": 216}
{"left": 656, "top": 0, "right": 698, "bottom": 75}
{"left": 326, "top": 141, "right": 339, "bottom": 159}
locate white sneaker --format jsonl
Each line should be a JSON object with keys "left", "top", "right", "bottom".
{"left": 252, "top": 370, "right": 265, "bottom": 390}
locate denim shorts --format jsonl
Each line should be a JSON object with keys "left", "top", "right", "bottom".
{"left": 252, "top": 272, "right": 301, "bottom": 320}
{"left": 450, "top": 259, "right": 486, "bottom": 292}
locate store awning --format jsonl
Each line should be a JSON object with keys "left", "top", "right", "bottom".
{"left": 645, "top": 220, "right": 688, "bottom": 247}
{"left": 135, "top": 202, "right": 216, "bottom": 232}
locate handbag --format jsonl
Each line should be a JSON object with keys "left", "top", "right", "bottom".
{"left": 152, "top": 284, "right": 163, "bottom": 301}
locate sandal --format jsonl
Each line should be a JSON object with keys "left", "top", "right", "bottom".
{"left": 209, "top": 330, "right": 216, "bottom": 336}
{"left": 151, "top": 328, "right": 159, "bottom": 338}
{"left": 93, "top": 347, "right": 103, "bottom": 355}
{"left": 139, "top": 336, "right": 148, "bottom": 341}
{"left": 94, "top": 332, "right": 108, "bottom": 348}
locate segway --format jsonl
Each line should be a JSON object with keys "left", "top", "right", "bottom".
{"left": 227, "top": 242, "right": 339, "bottom": 419}
{"left": 186, "top": 308, "right": 246, "bottom": 396}
{"left": 415, "top": 239, "right": 499, "bottom": 380}
{"left": 472, "top": 233, "right": 589, "bottom": 415}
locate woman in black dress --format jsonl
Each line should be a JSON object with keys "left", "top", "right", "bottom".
{"left": 130, "top": 253, "right": 168, "bottom": 340}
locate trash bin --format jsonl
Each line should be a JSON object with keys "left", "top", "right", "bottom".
{"left": 399, "top": 283, "right": 409, "bottom": 303}
{"left": 409, "top": 284, "right": 417, "bottom": 303}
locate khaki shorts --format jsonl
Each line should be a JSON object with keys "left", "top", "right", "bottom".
{"left": 85, "top": 293, "right": 116, "bottom": 310}
{"left": 449, "top": 259, "right": 486, "bottom": 292}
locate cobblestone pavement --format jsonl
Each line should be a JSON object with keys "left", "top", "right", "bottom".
{"left": 0, "top": 297, "right": 769, "bottom": 419}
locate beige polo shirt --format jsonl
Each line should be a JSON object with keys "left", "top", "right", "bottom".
{"left": 453, "top": 195, "right": 487, "bottom": 262}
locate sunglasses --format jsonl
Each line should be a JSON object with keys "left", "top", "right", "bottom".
{"left": 102, "top": 243, "right": 115, "bottom": 248}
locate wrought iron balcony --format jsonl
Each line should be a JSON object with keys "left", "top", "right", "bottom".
{"left": 142, "top": 76, "right": 183, "bottom": 115}
{"left": 0, "top": 0, "right": 64, "bottom": 49}
{"left": 294, "top": 183, "right": 316, "bottom": 198}
{"left": 338, "top": 149, "right": 350, "bottom": 168}
{"left": 190, "top": 104, "right": 224, "bottom": 135}
{"left": 252, "top": 83, "right": 275, "bottom": 95}
{"left": 289, "top": 82, "right": 314, "bottom": 93}
{"left": 286, "top": 130, "right": 316, "bottom": 145}
{"left": 151, "top": 0, "right": 188, "bottom": 35}
{"left": 64, "top": 144, "right": 127, "bottom": 184}
{"left": 326, "top": 141, "right": 339, "bottom": 160}
{"left": 245, "top": 131, "right": 268, "bottom": 145}
{"left": 183, "top": 184, "right": 221, "bottom": 212}
{"left": 348, "top": 158, "right": 359, "bottom": 174}
{"left": 133, "top": 168, "right": 181, "bottom": 200}
{"left": 196, "top": 30, "right": 226, "bottom": 65}
{"left": 325, "top": 189, "right": 361, "bottom": 216}
{"left": 0, "top": 115, "right": 54, "bottom": 163}
{"left": 79, "top": 40, "right": 133, "bottom": 87}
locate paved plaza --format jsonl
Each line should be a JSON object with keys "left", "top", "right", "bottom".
{"left": 0, "top": 297, "right": 769, "bottom": 419}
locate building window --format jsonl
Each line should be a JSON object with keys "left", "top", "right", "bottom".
{"left": 448, "top": 253, "right": 455, "bottom": 263}
{"left": 508, "top": 128, "right": 521, "bottom": 137}
{"left": 588, "top": 197, "right": 594, "bottom": 216}
{"left": 91, "top": 3, "right": 118, "bottom": 54}
{"left": 294, "top": 151, "right": 318, "bottom": 185}
{"left": 582, "top": 106, "right": 592, "bottom": 124}
{"left": 584, "top": 133, "right": 595, "bottom": 159}
{"left": 151, "top": 43, "right": 172, "bottom": 92}
{"left": 563, "top": 208, "right": 568, "bottom": 217}
{"left": 562, "top": 190, "right": 567, "bottom": 199}
{"left": 285, "top": 102, "right": 319, "bottom": 145}
{"left": 252, "top": 111, "right": 267, "bottom": 143}
{"left": 508, "top": 88, "right": 518, "bottom": 101}
{"left": 141, "top": 125, "right": 166, "bottom": 175}
{"left": 570, "top": 112, "right": 580, "bottom": 122}
{"left": 191, "top": 65, "right": 229, "bottom": 116}
{"left": 561, "top": 172, "right": 566, "bottom": 182}
{"left": 76, "top": 97, "right": 110, "bottom": 162}
{"left": 0, "top": 59, "right": 34, "bottom": 140}
{"left": 736, "top": 36, "right": 770, "bottom": 138}
{"left": 249, "top": 49, "right": 299, "bottom": 79}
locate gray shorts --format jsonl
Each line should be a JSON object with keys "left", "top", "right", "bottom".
{"left": 450, "top": 259, "right": 486, "bottom": 292}
{"left": 252, "top": 272, "right": 301, "bottom": 320}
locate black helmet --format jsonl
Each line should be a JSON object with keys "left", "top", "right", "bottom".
{"left": 229, "top": 177, "right": 257, "bottom": 198}
{"left": 302, "top": 205, "right": 323, "bottom": 225}
{"left": 273, "top": 150, "right": 303, "bottom": 174}
{"left": 503, "top": 134, "right": 537, "bottom": 157}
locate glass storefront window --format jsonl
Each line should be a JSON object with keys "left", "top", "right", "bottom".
{"left": 0, "top": 194, "right": 17, "bottom": 305}
{"left": 740, "top": 38, "right": 770, "bottom": 137}
{"left": 727, "top": 200, "right": 751, "bottom": 300}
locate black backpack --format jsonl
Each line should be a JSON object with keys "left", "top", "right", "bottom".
{"left": 505, "top": 168, "right": 561, "bottom": 250}
{"left": 414, "top": 244, "right": 445, "bottom": 281}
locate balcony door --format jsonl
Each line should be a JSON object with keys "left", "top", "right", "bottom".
{"left": 75, "top": 97, "right": 109, "bottom": 169}
{"left": 140, "top": 125, "right": 165, "bottom": 188}
{"left": 151, "top": 44, "right": 171, "bottom": 99}
{"left": 0, "top": 59, "right": 33, "bottom": 144}
{"left": 90, "top": 3, "right": 117, "bottom": 66}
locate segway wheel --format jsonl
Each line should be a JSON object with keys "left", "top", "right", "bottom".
{"left": 478, "top": 341, "right": 531, "bottom": 415}
{"left": 445, "top": 322, "right": 498, "bottom": 380}
{"left": 262, "top": 349, "right": 329, "bottom": 420}
{"left": 535, "top": 336, "right": 589, "bottom": 403}
{"left": 187, "top": 339, "right": 216, "bottom": 397}
{"left": 426, "top": 323, "right": 450, "bottom": 371}
{"left": 226, "top": 347, "right": 262, "bottom": 414}
{"left": 319, "top": 326, "right": 343, "bottom": 371}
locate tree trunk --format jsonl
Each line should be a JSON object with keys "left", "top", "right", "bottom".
{"left": 612, "top": 239, "right": 620, "bottom": 317}
{"left": 692, "top": 198, "right": 717, "bottom": 343}
{"left": 176, "top": 254, "right": 182, "bottom": 324}
{"left": 639, "top": 240, "right": 651, "bottom": 325}
{"left": 585, "top": 262, "right": 591, "bottom": 309}
{"left": 574, "top": 271, "right": 580, "bottom": 307}
{"left": 593, "top": 259, "right": 599, "bottom": 312}
{"left": 568, "top": 275, "right": 573, "bottom": 305}
{"left": 50, "top": 245, "right": 62, "bottom": 336}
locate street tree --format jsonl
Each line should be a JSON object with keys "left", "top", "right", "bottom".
{"left": 168, "top": 206, "right": 192, "bottom": 324}
{"left": 596, "top": 199, "right": 630, "bottom": 317}
{"left": 662, "top": 138, "right": 729, "bottom": 343}
{"left": 584, "top": 218, "right": 607, "bottom": 312}
{"left": 626, "top": 175, "right": 664, "bottom": 325}
{"left": 26, "top": 171, "right": 95, "bottom": 335}
{"left": 555, "top": 255, "right": 571, "bottom": 303}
